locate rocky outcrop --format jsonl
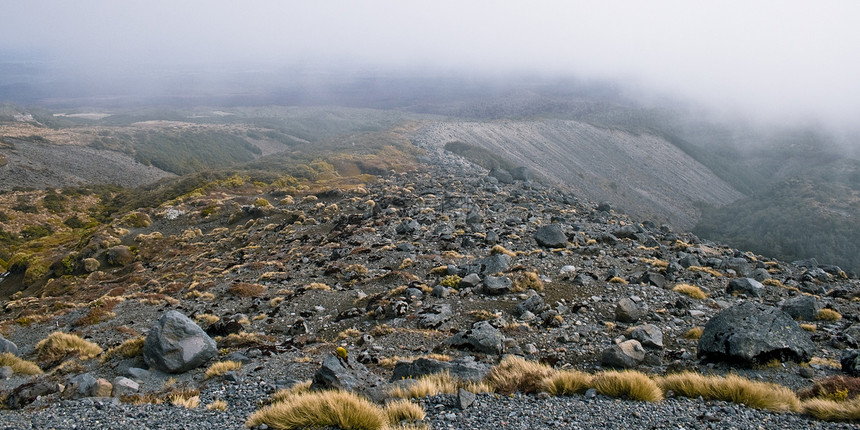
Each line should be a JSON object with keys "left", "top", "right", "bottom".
{"left": 143, "top": 311, "right": 217, "bottom": 374}
{"left": 698, "top": 302, "right": 815, "bottom": 365}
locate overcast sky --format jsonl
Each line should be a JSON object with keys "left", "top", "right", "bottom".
{"left": 2, "top": 1, "right": 859, "bottom": 127}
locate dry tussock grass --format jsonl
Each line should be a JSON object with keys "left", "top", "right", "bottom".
{"left": 656, "top": 372, "right": 799, "bottom": 412}
{"left": 35, "top": 331, "right": 103, "bottom": 362}
{"left": 672, "top": 284, "right": 707, "bottom": 300}
{"left": 206, "top": 399, "right": 227, "bottom": 411}
{"left": 802, "top": 398, "right": 860, "bottom": 421}
{"left": 228, "top": 282, "right": 266, "bottom": 298}
{"left": 688, "top": 266, "right": 723, "bottom": 277}
{"left": 0, "top": 352, "right": 42, "bottom": 375}
{"left": 511, "top": 271, "right": 543, "bottom": 292}
{"left": 169, "top": 388, "right": 200, "bottom": 409}
{"left": 247, "top": 390, "right": 388, "bottom": 430}
{"left": 486, "top": 355, "right": 556, "bottom": 394}
{"left": 306, "top": 282, "right": 332, "bottom": 291}
{"left": 490, "top": 245, "right": 517, "bottom": 257}
{"left": 593, "top": 370, "right": 663, "bottom": 402}
{"left": 816, "top": 309, "right": 842, "bottom": 321}
{"left": 204, "top": 360, "right": 242, "bottom": 379}
{"left": 389, "top": 371, "right": 461, "bottom": 399}
{"left": 542, "top": 369, "right": 592, "bottom": 396}
{"left": 378, "top": 354, "right": 451, "bottom": 369}
{"left": 683, "top": 327, "right": 704, "bottom": 340}
{"left": 195, "top": 313, "right": 220, "bottom": 325}
{"left": 608, "top": 276, "right": 628, "bottom": 284}
{"left": 384, "top": 399, "right": 426, "bottom": 423}
{"left": 101, "top": 336, "right": 145, "bottom": 362}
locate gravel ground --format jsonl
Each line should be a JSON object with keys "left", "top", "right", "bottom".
{"left": 0, "top": 389, "right": 856, "bottom": 430}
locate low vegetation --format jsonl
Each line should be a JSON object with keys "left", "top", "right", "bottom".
{"left": 35, "top": 331, "right": 103, "bottom": 363}
{"left": 656, "top": 372, "right": 799, "bottom": 412}
{"left": 205, "top": 360, "right": 243, "bottom": 379}
{"left": 0, "top": 352, "right": 42, "bottom": 375}
{"left": 672, "top": 283, "right": 707, "bottom": 300}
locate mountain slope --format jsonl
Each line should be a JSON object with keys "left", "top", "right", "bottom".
{"left": 412, "top": 119, "right": 742, "bottom": 230}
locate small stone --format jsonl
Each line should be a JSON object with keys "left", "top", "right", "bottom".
{"left": 799, "top": 366, "right": 814, "bottom": 378}
{"left": 458, "top": 388, "right": 476, "bottom": 409}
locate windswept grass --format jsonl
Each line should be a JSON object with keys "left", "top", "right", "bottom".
{"left": 542, "top": 369, "right": 592, "bottom": 396}
{"left": 672, "top": 283, "right": 708, "bottom": 300}
{"left": 35, "top": 331, "right": 103, "bottom": 362}
{"left": 205, "top": 360, "right": 243, "bottom": 379}
{"left": 101, "top": 336, "right": 145, "bottom": 362}
{"left": 802, "top": 398, "right": 860, "bottom": 421}
{"left": 0, "top": 352, "right": 42, "bottom": 375}
{"left": 247, "top": 390, "right": 388, "bottom": 430}
{"left": 816, "top": 309, "right": 842, "bottom": 321}
{"left": 593, "top": 370, "right": 663, "bottom": 402}
{"left": 388, "top": 371, "right": 461, "bottom": 399}
{"left": 384, "top": 399, "right": 426, "bottom": 424}
{"left": 656, "top": 372, "right": 800, "bottom": 412}
{"left": 688, "top": 266, "right": 723, "bottom": 277}
{"left": 485, "top": 355, "right": 556, "bottom": 394}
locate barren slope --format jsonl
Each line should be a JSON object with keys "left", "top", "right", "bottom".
{"left": 413, "top": 120, "right": 743, "bottom": 229}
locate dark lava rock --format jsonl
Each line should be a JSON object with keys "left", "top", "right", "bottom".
{"left": 638, "top": 272, "right": 667, "bottom": 289}
{"left": 312, "top": 353, "right": 386, "bottom": 401}
{"left": 841, "top": 350, "right": 860, "bottom": 376}
{"left": 459, "top": 273, "right": 482, "bottom": 289}
{"left": 143, "top": 310, "right": 217, "bottom": 374}
{"left": 726, "top": 278, "right": 764, "bottom": 298}
{"left": 5, "top": 379, "right": 61, "bottom": 410}
{"left": 698, "top": 302, "right": 815, "bottom": 365}
{"left": 489, "top": 168, "right": 514, "bottom": 184}
{"left": 534, "top": 224, "right": 568, "bottom": 248}
{"left": 391, "top": 357, "right": 491, "bottom": 382}
{"left": 446, "top": 321, "right": 505, "bottom": 355}
{"left": 418, "top": 304, "right": 453, "bottom": 328}
{"left": 465, "top": 254, "right": 511, "bottom": 276}
{"left": 483, "top": 276, "right": 512, "bottom": 295}
{"left": 780, "top": 295, "right": 820, "bottom": 321}
{"left": 630, "top": 324, "right": 664, "bottom": 349}
{"left": 516, "top": 294, "right": 547, "bottom": 317}
{"left": 615, "top": 297, "right": 648, "bottom": 323}
{"left": 601, "top": 339, "right": 646, "bottom": 368}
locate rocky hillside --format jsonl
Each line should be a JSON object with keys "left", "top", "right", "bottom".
{"left": 412, "top": 120, "right": 742, "bottom": 230}
{"left": 0, "top": 133, "right": 857, "bottom": 428}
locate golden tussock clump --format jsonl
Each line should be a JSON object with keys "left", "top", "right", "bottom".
{"left": 384, "top": 399, "right": 426, "bottom": 424}
{"left": 802, "top": 398, "right": 860, "bottom": 421}
{"left": 592, "top": 370, "right": 663, "bottom": 403}
{"left": 490, "top": 245, "right": 517, "bottom": 258}
{"left": 485, "top": 355, "right": 556, "bottom": 394}
{"left": 206, "top": 399, "right": 228, "bottom": 411}
{"left": 608, "top": 276, "right": 628, "bottom": 284}
{"left": 306, "top": 282, "right": 332, "bottom": 291}
{"left": 101, "top": 336, "right": 145, "bottom": 362}
{"left": 378, "top": 354, "right": 451, "bottom": 369}
{"left": 247, "top": 390, "right": 389, "bottom": 430}
{"left": 687, "top": 266, "right": 723, "bottom": 277}
{"left": 542, "top": 369, "right": 592, "bottom": 396}
{"left": 228, "top": 282, "right": 266, "bottom": 298}
{"left": 656, "top": 372, "right": 800, "bottom": 412}
{"left": 0, "top": 352, "right": 42, "bottom": 375}
{"left": 35, "top": 331, "right": 103, "bottom": 362}
{"left": 816, "top": 309, "right": 842, "bottom": 321}
{"left": 169, "top": 388, "right": 200, "bottom": 409}
{"left": 672, "top": 284, "right": 708, "bottom": 300}
{"left": 511, "top": 271, "right": 543, "bottom": 292}
{"left": 388, "top": 371, "right": 462, "bottom": 399}
{"left": 205, "top": 360, "right": 243, "bottom": 379}
{"left": 683, "top": 327, "right": 704, "bottom": 340}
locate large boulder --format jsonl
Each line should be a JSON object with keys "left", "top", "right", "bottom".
{"left": 463, "top": 254, "right": 510, "bottom": 276}
{"left": 446, "top": 321, "right": 505, "bottom": 355}
{"left": 615, "top": 297, "right": 648, "bottom": 323}
{"left": 698, "top": 302, "right": 815, "bottom": 365}
{"left": 143, "top": 311, "right": 217, "bottom": 374}
{"left": 534, "top": 224, "right": 568, "bottom": 248}
{"left": 726, "top": 278, "right": 764, "bottom": 298}
{"left": 842, "top": 350, "right": 860, "bottom": 376}
{"left": 0, "top": 335, "right": 18, "bottom": 355}
{"left": 601, "top": 340, "right": 646, "bottom": 368}
{"left": 780, "top": 295, "right": 820, "bottom": 321}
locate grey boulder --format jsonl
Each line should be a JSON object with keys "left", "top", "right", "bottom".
{"left": 534, "top": 224, "right": 568, "bottom": 248}
{"left": 698, "top": 302, "right": 815, "bottom": 365}
{"left": 780, "top": 295, "right": 820, "bottom": 321}
{"left": 143, "top": 311, "right": 217, "bottom": 374}
{"left": 726, "top": 278, "right": 764, "bottom": 298}
{"left": 446, "top": 321, "right": 505, "bottom": 355}
{"left": 601, "top": 339, "right": 646, "bottom": 369}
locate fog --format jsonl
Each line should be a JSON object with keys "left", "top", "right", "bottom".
{"left": 2, "top": 1, "right": 860, "bottom": 128}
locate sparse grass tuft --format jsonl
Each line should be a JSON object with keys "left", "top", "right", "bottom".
{"left": 229, "top": 282, "right": 266, "bottom": 298}
{"left": 642, "top": 258, "right": 669, "bottom": 269}
{"left": 468, "top": 310, "right": 498, "bottom": 321}
{"left": 370, "top": 324, "right": 395, "bottom": 337}
{"left": 388, "top": 371, "right": 461, "bottom": 399}
{"left": 683, "top": 327, "right": 704, "bottom": 340}
{"left": 384, "top": 399, "right": 426, "bottom": 424}
{"left": 511, "top": 271, "right": 543, "bottom": 292}
{"left": 608, "top": 276, "right": 628, "bottom": 284}
{"left": 656, "top": 372, "right": 800, "bottom": 412}
{"left": 688, "top": 266, "right": 723, "bottom": 277}
{"left": 101, "top": 336, "right": 145, "bottom": 362}
{"left": 486, "top": 355, "right": 556, "bottom": 394}
{"left": 0, "top": 352, "right": 42, "bottom": 375}
{"left": 593, "top": 370, "right": 663, "bottom": 402}
{"left": 169, "top": 388, "right": 200, "bottom": 409}
{"left": 762, "top": 278, "right": 784, "bottom": 287}
{"left": 800, "top": 323, "right": 817, "bottom": 332}
{"left": 542, "top": 369, "right": 592, "bottom": 396}
{"left": 802, "top": 398, "right": 860, "bottom": 421}
{"left": 672, "top": 283, "right": 707, "bottom": 300}
{"left": 378, "top": 354, "right": 451, "bottom": 369}
{"left": 816, "top": 309, "right": 842, "bottom": 321}
{"left": 490, "top": 245, "right": 517, "bottom": 257}
{"left": 35, "top": 331, "right": 103, "bottom": 362}
{"left": 206, "top": 399, "right": 228, "bottom": 411}
{"left": 205, "top": 360, "right": 242, "bottom": 379}
{"left": 195, "top": 314, "right": 220, "bottom": 325}
{"left": 306, "top": 282, "right": 331, "bottom": 291}
{"left": 247, "top": 390, "right": 388, "bottom": 430}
